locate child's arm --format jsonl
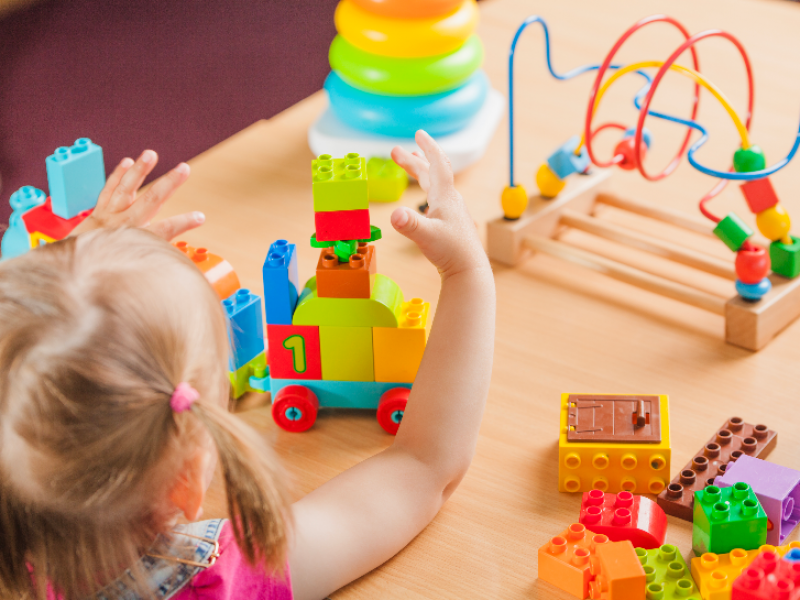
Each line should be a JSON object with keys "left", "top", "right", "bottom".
{"left": 289, "top": 131, "right": 495, "bottom": 600}
{"left": 71, "top": 150, "right": 204, "bottom": 239}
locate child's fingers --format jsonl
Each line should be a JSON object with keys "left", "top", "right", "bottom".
{"left": 96, "top": 158, "right": 134, "bottom": 211}
{"left": 390, "top": 206, "right": 433, "bottom": 246}
{"left": 390, "top": 145, "right": 430, "bottom": 191}
{"left": 108, "top": 150, "right": 159, "bottom": 212}
{"left": 414, "top": 130, "right": 456, "bottom": 202}
{"left": 148, "top": 211, "right": 205, "bottom": 241}
{"left": 130, "top": 163, "right": 191, "bottom": 225}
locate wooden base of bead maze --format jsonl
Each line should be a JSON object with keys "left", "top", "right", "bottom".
{"left": 486, "top": 170, "right": 800, "bottom": 351}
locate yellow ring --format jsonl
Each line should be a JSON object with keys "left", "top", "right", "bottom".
{"left": 335, "top": 0, "right": 478, "bottom": 58}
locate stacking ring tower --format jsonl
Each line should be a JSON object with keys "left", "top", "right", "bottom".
{"left": 308, "top": 0, "right": 504, "bottom": 173}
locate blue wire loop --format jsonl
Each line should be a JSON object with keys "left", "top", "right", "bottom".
{"left": 508, "top": 16, "right": 800, "bottom": 186}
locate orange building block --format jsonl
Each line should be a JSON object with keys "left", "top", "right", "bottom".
{"left": 538, "top": 523, "right": 611, "bottom": 598}
{"left": 316, "top": 243, "right": 376, "bottom": 298}
{"left": 373, "top": 298, "right": 429, "bottom": 383}
{"left": 589, "top": 540, "right": 646, "bottom": 600}
{"left": 174, "top": 241, "right": 241, "bottom": 300}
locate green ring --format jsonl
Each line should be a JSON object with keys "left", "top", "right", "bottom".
{"left": 329, "top": 34, "right": 484, "bottom": 96}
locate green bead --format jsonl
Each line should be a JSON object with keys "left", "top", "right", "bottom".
{"left": 713, "top": 213, "right": 753, "bottom": 251}
{"left": 733, "top": 145, "right": 766, "bottom": 173}
{"left": 770, "top": 236, "right": 800, "bottom": 278}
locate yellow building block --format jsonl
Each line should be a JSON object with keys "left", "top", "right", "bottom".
{"left": 558, "top": 393, "right": 671, "bottom": 494}
{"left": 373, "top": 298, "right": 430, "bottom": 383}
{"left": 690, "top": 548, "right": 761, "bottom": 600}
{"left": 320, "top": 326, "right": 374, "bottom": 382}
{"left": 30, "top": 231, "right": 55, "bottom": 247}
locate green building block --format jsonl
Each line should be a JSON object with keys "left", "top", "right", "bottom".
{"left": 367, "top": 157, "right": 408, "bottom": 203}
{"left": 770, "top": 236, "right": 800, "bottom": 278}
{"left": 713, "top": 213, "right": 753, "bottom": 252}
{"left": 312, "top": 152, "right": 369, "bottom": 212}
{"left": 692, "top": 483, "right": 767, "bottom": 556}
{"left": 636, "top": 545, "right": 700, "bottom": 600}
{"left": 229, "top": 351, "right": 267, "bottom": 399}
{"left": 292, "top": 273, "right": 402, "bottom": 327}
{"left": 319, "top": 326, "right": 374, "bottom": 381}
{"left": 733, "top": 145, "right": 766, "bottom": 173}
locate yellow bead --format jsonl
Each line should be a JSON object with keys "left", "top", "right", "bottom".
{"left": 756, "top": 203, "right": 792, "bottom": 242}
{"left": 501, "top": 185, "right": 528, "bottom": 220}
{"left": 536, "top": 163, "right": 566, "bottom": 199}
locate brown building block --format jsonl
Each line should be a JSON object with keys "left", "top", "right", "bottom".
{"left": 656, "top": 417, "right": 777, "bottom": 521}
{"left": 589, "top": 540, "right": 646, "bottom": 600}
{"left": 316, "top": 243, "right": 376, "bottom": 299}
{"left": 566, "top": 394, "right": 661, "bottom": 443}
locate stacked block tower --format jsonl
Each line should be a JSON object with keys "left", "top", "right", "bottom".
{"left": 308, "top": 0, "right": 504, "bottom": 174}
{"left": 1, "top": 138, "right": 105, "bottom": 260}
{"left": 245, "top": 152, "right": 430, "bottom": 434}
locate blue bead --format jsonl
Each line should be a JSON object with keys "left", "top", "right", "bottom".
{"left": 623, "top": 127, "right": 653, "bottom": 149}
{"left": 324, "top": 70, "right": 489, "bottom": 137}
{"left": 546, "top": 135, "right": 590, "bottom": 179}
{"left": 735, "top": 278, "right": 772, "bottom": 301}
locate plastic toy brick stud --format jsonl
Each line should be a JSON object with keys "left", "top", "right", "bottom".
{"left": 740, "top": 178, "right": 779, "bottom": 214}
{"left": 636, "top": 545, "right": 701, "bottom": 600}
{"left": 658, "top": 417, "right": 777, "bottom": 522}
{"left": 731, "top": 550, "right": 800, "bottom": 600}
{"left": 589, "top": 540, "right": 647, "bottom": 600}
{"left": 691, "top": 549, "right": 762, "bottom": 600}
{"left": 547, "top": 135, "right": 590, "bottom": 180}
{"left": 537, "top": 523, "right": 611, "bottom": 599}
{"left": 579, "top": 489, "right": 667, "bottom": 549}
{"left": 714, "top": 213, "right": 754, "bottom": 252}
{"left": 501, "top": 184, "right": 529, "bottom": 219}
{"left": 45, "top": 138, "right": 105, "bottom": 220}
{"left": 262, "top": 240, "right": 300, "bottom": 325}
{"left": 222, "top": 289, "right": 266, "bottom": 371}
{"left": 786, "top": 549, "right": 800, "bottom": 563}
{"left": 714, "top": 455, "right": 800, "bottom": 546}
{"left": 367, "top": 157, "right": 408, "bottom": 203}
{"left": 311, "top": 153, "right": 369, "bottom": 212}
{"left": 316, "top": 243, "right": 376, "bottom": 298}
{"left": 693, "top": 483, "right": 768, "bottom": 556}
{"left": 733, "top": 146, "right": 767, "bottom": 174}
{"left": 770, "top": 237, "right": 800, "bottom": 279}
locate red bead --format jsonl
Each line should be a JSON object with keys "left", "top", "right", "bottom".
{"left": 613, "top": 137, "right": 647, "bottom": 171}
{"left": 735, "top": 246, "right": 771, "bottom": 284}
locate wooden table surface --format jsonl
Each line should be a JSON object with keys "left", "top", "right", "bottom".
{"left": 162, "top": 0, "right": 800, "bottom": 597}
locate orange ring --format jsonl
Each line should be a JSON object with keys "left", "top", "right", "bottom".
{"left": 350, "top": 0, "right": 463, "bottom": 19}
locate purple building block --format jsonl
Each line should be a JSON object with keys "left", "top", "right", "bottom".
{"left": 714, "top": 455, "right": 800, "bottom": 545}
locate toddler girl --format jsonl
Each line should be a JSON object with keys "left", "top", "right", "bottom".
{"left": 0, "top": 130, "right": 495, "bottom": 600}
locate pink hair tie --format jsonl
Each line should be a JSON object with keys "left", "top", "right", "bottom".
{"left": 170, "top": 382, "right": 199, "bottom": 413}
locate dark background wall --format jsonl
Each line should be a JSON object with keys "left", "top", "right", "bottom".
{"left": 0, "top": 0, "right": 339, "bottom": 224}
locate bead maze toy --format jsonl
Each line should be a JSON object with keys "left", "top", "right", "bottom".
{"left": 1, "top": 138, "right": 105, "bottom": 260}
{"left": 226, "top": 152, "right": 432, "bottom": 434}
{"left": 308, "top": 0, "right": 504, "bottom": 174}
{"left": 487, "top": 15, "right": 800, "bottom": 351}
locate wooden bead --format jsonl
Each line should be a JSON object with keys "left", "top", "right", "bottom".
{"left": 756, "top": 204, "right": 792, "bottom": 242}
{"left": 536, "top": 163, "right": 566, "bottom": 199}
{"left": 735, "top": 246, "right": 770, "bottom": 284}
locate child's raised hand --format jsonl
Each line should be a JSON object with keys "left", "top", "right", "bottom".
{"left": 390, "top": 130, "right": 487, "bottom": 279}
{"left": 71, "top": 150, "right": 204, "bottom": 240}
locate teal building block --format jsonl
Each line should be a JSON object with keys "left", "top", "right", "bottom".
{"left": 636, "top": 545, "right": 700, "bottom": 600}
{"left": 713, "top": 213, "right": 753, "bottom": 252}
{"left": 1, "top": 186, "right": 46, "bottom": 260}
{"left": 692, "top": 483, "right": 767, "bottom": 556}
{"left": 292, "top": 273, "right": 402, "bottom": 327}
{"left": 367, "top": 157, "right": 408, "bottom": 202}
{"left": 770, "top": 236, "right": 800, "bottom": 279}
{"left": 45, "top": 138, "right": 105, "bottom": 219}
{"left": 311, "top": 152, "right": 369, "bottom": 212}
{"left": 269, "top": 377, "right": 411, "bottom": 410}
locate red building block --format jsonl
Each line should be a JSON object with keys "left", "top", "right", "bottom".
{"left": 579, "top": 489, "right": 667, "bottom": 550}
{"left": 316, "top": 243, "right": 377, "bottom": 298}
{"left": 21, "top": 196, "right": 91, "bottom": 241}
{"left": 266, "top": 324, "right": 322, "bottom": 380}
{"left": 314, "top": 208, "right": 370, "bottom": 242}
{"left": 589, "top": 540, "right": 647, "bottom": 600}
{"left": 732, "top": 551, "right": 800, "bottom": 600}
{"left": 740, "top": 178, "right": 780, "bottom": 214}
{"left": 538, "top": 523, "right": 610, "bottom": 599}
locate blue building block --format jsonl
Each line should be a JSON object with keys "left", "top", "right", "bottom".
{"left": 262, "top": 239, "right": 299, "bottom": 325}
{"left": 1, "top": 186, "right": 45, "bottom": 260}
{"left": 45, "top": 138, "right": 105, "bottom": 220}
{"left": 786, "top": 548, "right": 800, "bottom": 562}
{"left": 222, "top": 289, "right": 265, "bottom": 371}
{"left": 269, "top": 378, "right": 411, "bottom": 410}
{"left": 547, "top": 135, "right": 590, "bottom": 180}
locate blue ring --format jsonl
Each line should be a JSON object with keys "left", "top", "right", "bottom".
{"left": 324, "top": 69, "right": 489, "bottom": 137}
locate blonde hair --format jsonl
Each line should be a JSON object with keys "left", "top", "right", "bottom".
{"left": 0, "top": 229, "right": 289, "bottom": 599}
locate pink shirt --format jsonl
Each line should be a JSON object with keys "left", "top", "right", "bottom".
{"left": 172, "top": 521, "right": 293, "bottom": 600}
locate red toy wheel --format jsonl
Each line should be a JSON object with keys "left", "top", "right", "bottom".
{"left": 272, "top": 385, "right": 319, "bottom": 433}
{"left": 376, "top": 388, "right": 410, "bottom": 435}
